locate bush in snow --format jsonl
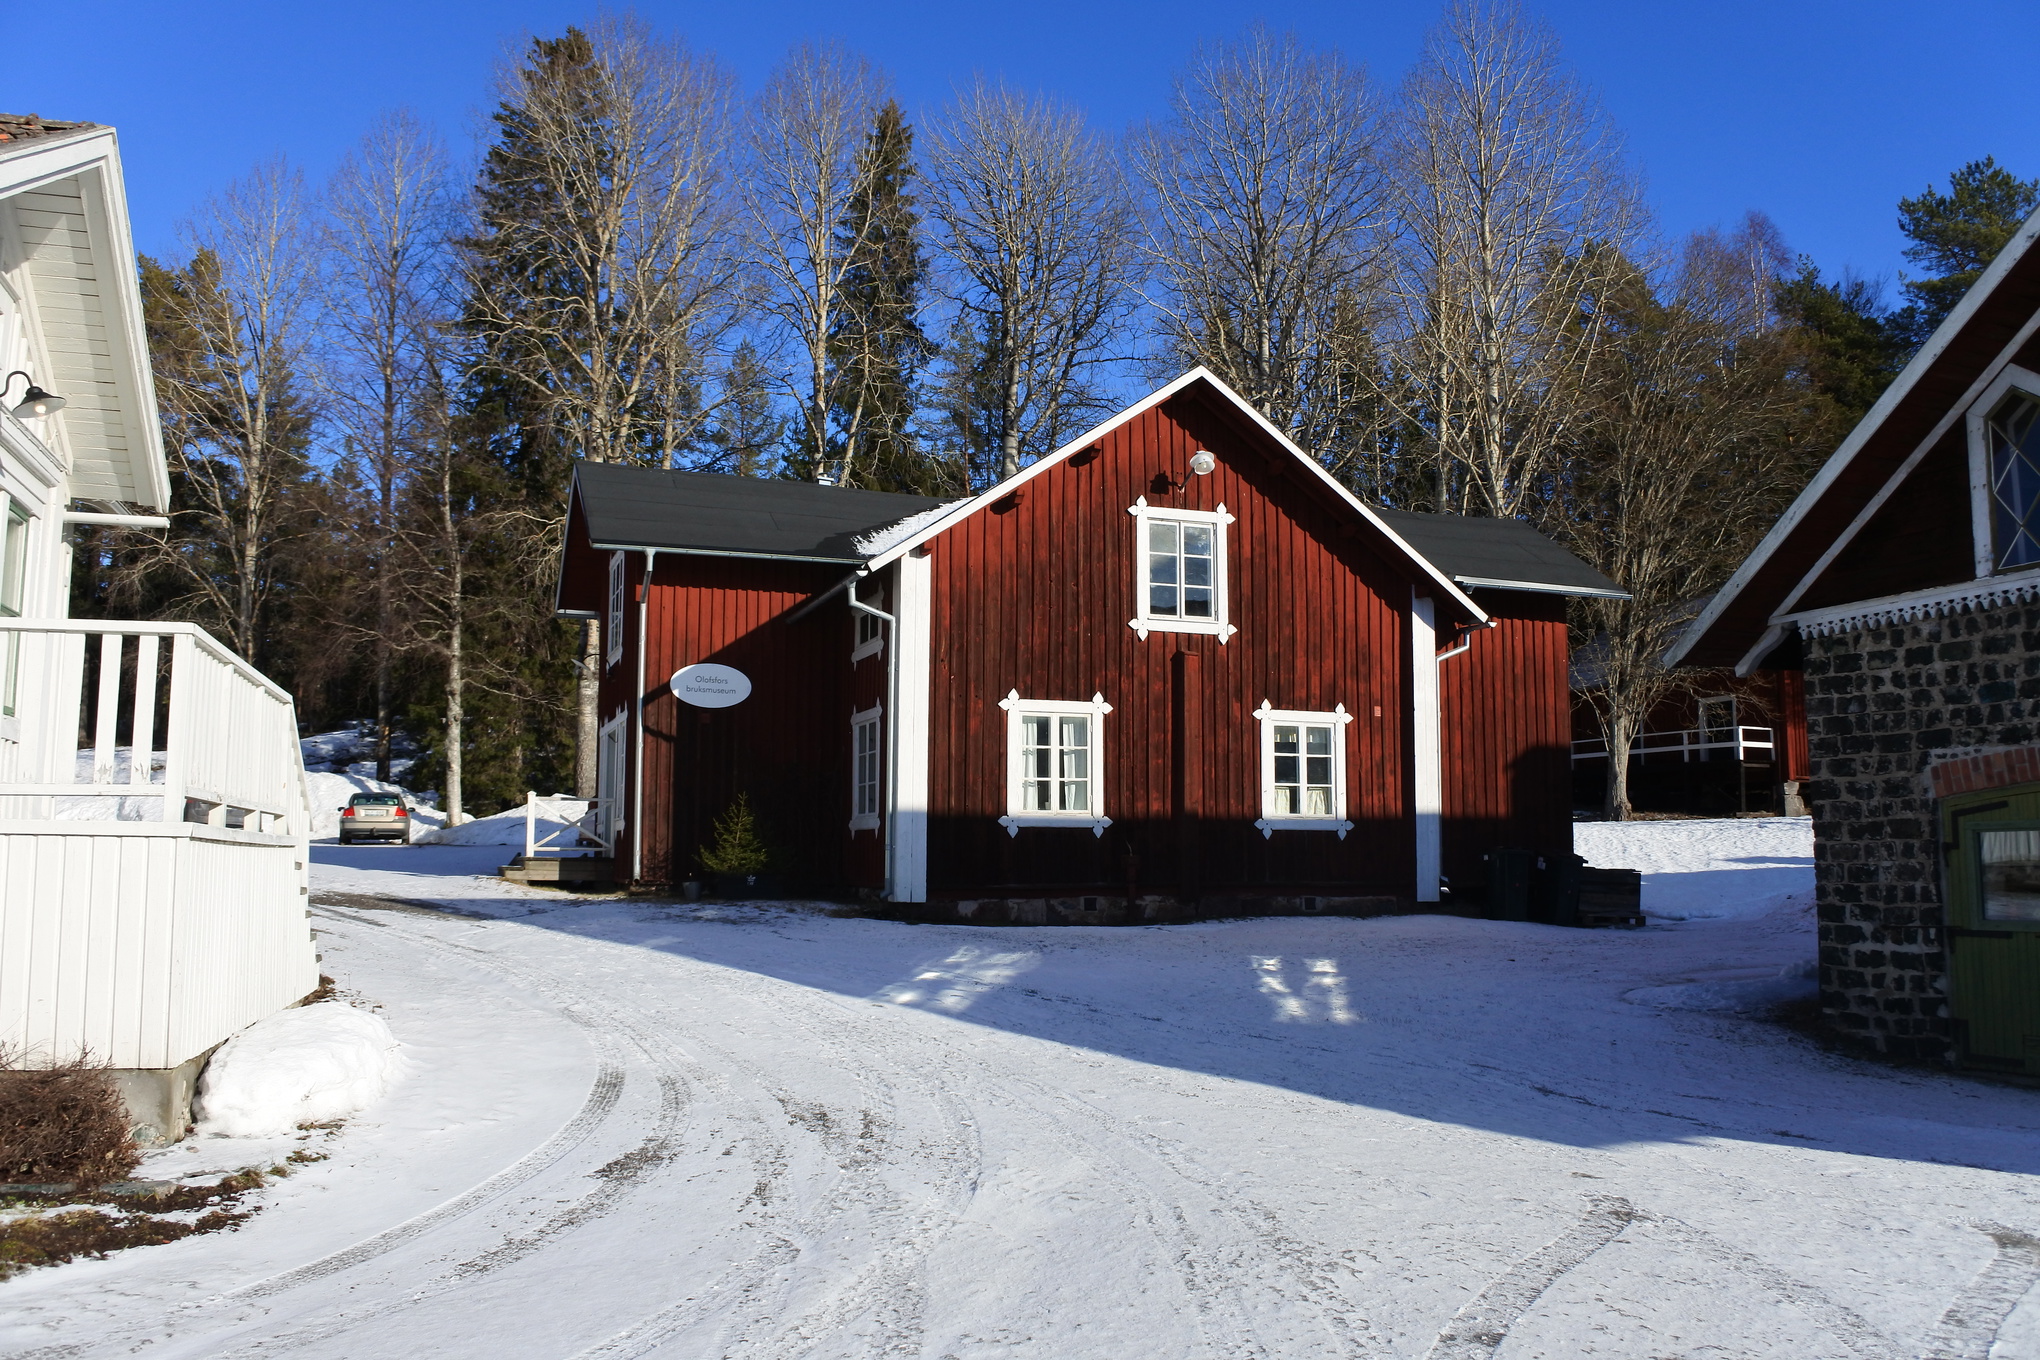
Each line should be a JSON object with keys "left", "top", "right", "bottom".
{"left": 0, "top": 1046, "right": 141, "bottom": 1187}
{"left": 196, "top": 1004, "right": 404, "bottom": 1138}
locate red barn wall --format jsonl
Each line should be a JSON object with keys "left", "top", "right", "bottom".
{"left": 1438, "top": 591, "right": 1573, "bottom": 888}
{"left": 920, "top": 390, "right": 1423, "bottom": 900}
{"left": 598, "top": 553, "right": 856, "bottom": 887}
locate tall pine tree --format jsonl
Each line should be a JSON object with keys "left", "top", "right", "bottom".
{"left": 1892, "top": 156, "right": 2040, "bottom": 347}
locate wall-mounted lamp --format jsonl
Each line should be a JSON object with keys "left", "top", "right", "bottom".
{"left": 1152, "top": 450, "right": 1220, "bottom": 496}
{"left": 2, "top": 370, "right": 65, "bottom": 418}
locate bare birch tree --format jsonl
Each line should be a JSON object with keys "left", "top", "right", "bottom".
{"left": 745, "top": 43, "right": 885, "bottom": 480}
{"left": 320, "top": 110, "right": 452, "bottom": 780}
{"left": 1380, "top": 0, "right": 1641, "bottom": 516}
{"left": 1558, "top": 219, "right": 1807, "bottom": 819}
{"left": 463, "top": 19, "right": 741, "bottom": 795}
{"left": 1132, "top": 26, "right": 1387, "bottom": 460}
{"left": 924, "top": 78, "right": 1135, "bottom": 482}
{"left": 136, "top": 159, "right": 319, "bottom": 665}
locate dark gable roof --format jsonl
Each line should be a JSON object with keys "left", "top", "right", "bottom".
{"left": 1372, "top": 508, "right": 1627, "bottom": 598}
{"left": 574, "top": 462, "right": 949, "bottom": 563}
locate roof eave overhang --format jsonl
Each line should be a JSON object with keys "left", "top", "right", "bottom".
{"left": 858, "top": 367, "right": 1489, "bottom": 623}
{"left": 587, "top": 540, "right": 862, "bottom": 566}
{"left": 1457, "top": 575, "right": 1629, "bottom": 599}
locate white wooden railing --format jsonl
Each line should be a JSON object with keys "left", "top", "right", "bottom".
{"left": 1570, "top": 725, "right": 1775, "bottom": 765}
{"left": 523, "top": 791, "right": 604, "bottom": 859}
{"left": 0, "top": 619, "right": 303, "bottom": 835}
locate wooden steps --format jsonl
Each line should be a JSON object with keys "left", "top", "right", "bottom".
{"left": 499, "top": 854, "right": 615, "bottom": 886}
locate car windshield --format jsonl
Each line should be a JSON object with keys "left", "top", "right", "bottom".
{"left": 350, "top": 795, "right": 402, "bottom": 806}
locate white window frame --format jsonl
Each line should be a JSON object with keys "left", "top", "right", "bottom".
{"left": 1127, "top": 496, "right": 1236, "bottom": 642}
{"left": 1968, "top": 363, "right": 2040, "bottom": 577}
{"left": 998, "top": 689, "right": 1113, "bottom": 837}
{"left": 852, "top": 597, "right": 885, "bottom": 663}
{"left": 850, "top": 703, "right": 883, "bottom": 832}
{"left": 605, "top": 551, "right": 626, "bottom": 667}
{"left": 596, "top": 710, "right": 627, "bottom": 851}
{"left": 1253, "top": 701, "right": 1354, "bottom": 838}
{"left": 1, "top": 498, "right": 26, "bottom": 725}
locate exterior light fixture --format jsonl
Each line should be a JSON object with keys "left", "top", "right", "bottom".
{"left": 1189, "top": 451, "right": 1217, "bottom": 476}
{"left": 2, "top": 370, "right": 65, "bottom": 418}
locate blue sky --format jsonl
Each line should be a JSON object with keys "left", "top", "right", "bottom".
{"left": 20, "top": 0, "right": 2040, "bottom": 296}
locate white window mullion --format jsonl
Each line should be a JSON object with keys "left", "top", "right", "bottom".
{"left": 605, "top": 551, "right": 625, "bottom": 667}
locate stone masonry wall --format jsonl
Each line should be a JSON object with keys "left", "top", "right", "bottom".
{"left": 1802, "top": 601, "right": 2040, "bottom": 1063}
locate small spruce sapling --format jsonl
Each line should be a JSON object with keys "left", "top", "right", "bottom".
{"left": 698, "top": 793, "right": 771, "bottom": 877}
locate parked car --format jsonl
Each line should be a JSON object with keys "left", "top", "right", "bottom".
{"left": 339, "top": 792, "right": 411, "bottom": 845}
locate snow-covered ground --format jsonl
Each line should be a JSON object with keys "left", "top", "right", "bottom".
{"left": 6, "top": 819, "right": 2040, "bottom": 1360}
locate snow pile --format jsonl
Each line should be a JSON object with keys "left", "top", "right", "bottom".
{"left": 853, "top": 499, "right": 967, "bottom": 557}
{"left": 1625, "top": 959, "right": 1818, "bottom": 1013}
{"left": 306, "top": 770, "right": 448, "bottom": 841}
{"left": 417, "top": 798, "right": 595, "bottom": 848}
{"left": 1573, "top": 816, "right": 1812, "bottom": 921}
{"left": 301, "top": 727, "right": 420, "bottom": 781}
{"left": 195, "top": 1003, "right": 405, "bottom": 1137}
{"left": 53, "top": 747, "right": 167, "bottom": 821}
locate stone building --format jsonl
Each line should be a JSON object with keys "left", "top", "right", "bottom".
{"left": 1673, "top": 205, "right": 2040, "bottom": 1074}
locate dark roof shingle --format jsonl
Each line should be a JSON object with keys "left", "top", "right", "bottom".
{"left": 573, "top": 463, "right": 949, "bottom": 563}
{"left": 1373, "top": 508, "right": 1626, "bottom": 598}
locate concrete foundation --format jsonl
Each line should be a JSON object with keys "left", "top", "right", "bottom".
{"left": 108, "top": 1046, "right": 218, "bottom": 1146}
{"left": 905, "top": 893, "right": 1407, "bottom": 927}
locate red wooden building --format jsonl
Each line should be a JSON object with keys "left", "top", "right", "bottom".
{"left": 557, "top": 370, "right": 1625, "bottom": 918}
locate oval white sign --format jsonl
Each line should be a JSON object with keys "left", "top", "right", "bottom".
{"left": 670, "top": 663, "right": 752, "bottom": 709}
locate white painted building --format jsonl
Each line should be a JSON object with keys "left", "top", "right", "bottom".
{"left": 0, "top": 116, "right": 316, "bottom": 1120}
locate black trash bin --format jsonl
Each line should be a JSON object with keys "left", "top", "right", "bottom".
{"left": 1484, "top": 848, "right": 1535, "bottom": 921}
{"left": 1532, "top": 851, "right": 1585, "bottom": 926}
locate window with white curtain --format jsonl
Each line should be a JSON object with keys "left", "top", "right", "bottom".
{"left": 1254, "top": 702, "right": 1354, "bottom": 838}
{"left": 998, "top": 690, "right": 1114, "bottom": 836}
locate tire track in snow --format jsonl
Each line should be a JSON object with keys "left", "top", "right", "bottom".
{"left": 1915, "top": 1224, "right": 2040, "bottom": 1360}
{"left": 560, "top": 977, "right": 988, "bottom": 1360}
{"left": 1424, "top": 1197, "right": 1637, "bottom": 1360}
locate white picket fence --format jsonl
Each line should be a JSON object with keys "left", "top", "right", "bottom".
{"left": 0, "top": 620, "right": 317, "bottom": 1070}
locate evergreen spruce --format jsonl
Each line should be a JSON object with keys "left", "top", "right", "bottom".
{"left": 698, "top": 793, "right": 772, "bottom": 876}
{"left": 827, "top": 101, "right": 942, "bottom": 493}
{"left": 1773, "top": 259, "right": 1907, "bottom": 434}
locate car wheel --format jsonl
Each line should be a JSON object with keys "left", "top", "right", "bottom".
{"left": 339, "top": 834, "right": 352, "bottom": 846}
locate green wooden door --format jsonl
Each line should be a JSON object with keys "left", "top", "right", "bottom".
{"left": 1942, "top": 785, "right": 2040, "bottom": 1073}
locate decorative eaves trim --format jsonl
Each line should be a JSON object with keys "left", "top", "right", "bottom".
{"left": 1781, "top": 568, "right": 2040, "bottom": 637}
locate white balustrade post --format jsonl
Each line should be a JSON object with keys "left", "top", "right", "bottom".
{"left": 525, "top": 790, "right": 537, "bottom": 861}
{"left": 160, "top": 631, "right": 194, "bottom": 823}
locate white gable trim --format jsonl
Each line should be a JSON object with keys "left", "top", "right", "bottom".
{"left": 1672, "top": 202, "right": 2040, "bottom": 667}
{"left": 857, "top": 368, "right": 1487, "bottom": 623}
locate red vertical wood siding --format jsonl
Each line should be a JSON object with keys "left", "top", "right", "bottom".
{"left": 599, "top": 553, "right": 855, "bottom": 886}
{"left": 1436, "top": 591, "right": 1574, "bottom": 888}
{"left": 920, "top": 391, "right": 1419, "bottom": 898}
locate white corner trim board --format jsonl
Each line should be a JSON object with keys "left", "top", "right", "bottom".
{"left": 1781, "top": 567, "right": 2040, "bottom": 638}
{"left": 998, "top": 689, "right": 1115, "bottom": 837}
{"left": 1251, "top": 700, "right": 1356, "bottom": 839}
{"left": 1411, "top": 592, "right": 1443, "bottom": 902}
{"left": 889, "top": 552, "right": 933, "bottom": 901}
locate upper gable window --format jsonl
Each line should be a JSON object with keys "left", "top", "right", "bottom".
{"left": 1987, "top": 389, "right": 2040, "bottom": 572}
{"left": 1126, "top": 497, "right": 1236, "bottom": 642}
